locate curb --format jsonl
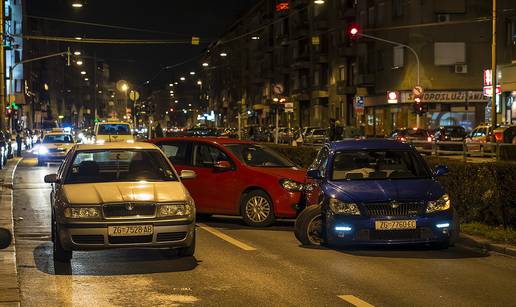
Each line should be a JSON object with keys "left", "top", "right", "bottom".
{"left": 0, "top": 157, "right": 22, "bottom": 306}
{"left": 458, "top": 233, "right": 516, "bottom": 257}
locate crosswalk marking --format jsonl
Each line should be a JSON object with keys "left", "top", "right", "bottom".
{"left": 338, "top": 295, "right": 375, "bottom": 307}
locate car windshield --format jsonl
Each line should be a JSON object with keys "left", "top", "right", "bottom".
{"left": 64, "top": 149, "right": 177, "bottom": 184}
{"left": 331, "top": 150, "right": 430, "bottom": 180}
{"left": 224, "top": 144, "right": 296, "bottom": 168}
{"left": 312, "top": 129, "right": 326, "bottom": 136}
{"left": 43, "top": 134, "right": 74, "bottom": 143}
{"left": 97, "top": 124, "right": 131, "bottom": 135}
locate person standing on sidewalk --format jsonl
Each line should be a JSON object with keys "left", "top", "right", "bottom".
{"left": 15, "top": 131, "right": 22, "bottom": 157}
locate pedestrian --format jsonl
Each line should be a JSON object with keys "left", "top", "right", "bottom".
{"left": 335, "top": 120, "right": 343, "bottom": 141}
{"left": 328, "top": 118, "right": 337, "bottom": 142}
{"left": 155, "top": 123, "right": 164, "bottom": 138}
{"left": 15, "top": 132, "right": 22, "bottom": 157}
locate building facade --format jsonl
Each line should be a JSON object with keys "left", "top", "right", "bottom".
{"left": 201, "top": 0, "right": 516, "bottom": 134}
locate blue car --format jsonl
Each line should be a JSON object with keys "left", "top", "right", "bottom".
{"left": 295, "top": 139, "right": 458, "bottom": 249}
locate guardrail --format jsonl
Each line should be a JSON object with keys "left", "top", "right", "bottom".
{"left": 408, "top": 140, "right": 515, "bottom": 161}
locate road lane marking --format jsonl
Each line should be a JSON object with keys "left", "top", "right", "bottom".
{"left": 198, "top": 223, "right": 256, "bottom": 251}
{"left": 338, "top": 295, "right": 374, "bottom": 307}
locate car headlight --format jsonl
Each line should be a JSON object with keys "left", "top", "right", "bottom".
{"left": 427, "top": 194, "right": 451, "bottom": 213}
{"left": 64, "top": 207, "right": 101, "bottom": 219}
{"left": 279, "top": 179, "right": 304, "bottom": 192}
{"left": 329, "top": 198, "right": 360, "bottom": 215}
{"left": 158, "top": 202, "right": 193, "bottom": 217}
{"left": 38, "top": 146, "right": 49, "bottom": 155}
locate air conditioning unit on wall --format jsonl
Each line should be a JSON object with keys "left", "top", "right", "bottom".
{"left": 455, "top": 64, "right": 468, "bottom": 74}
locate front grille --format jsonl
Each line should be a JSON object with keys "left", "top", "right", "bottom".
{"left": 156, "top": 232, "right": 187, "bottom": 242}
{"left": 108, "top": 235, "right": 153, "bottom": 244}
{"left": 370, "top": 229, "right": 421, "bottom": 241}
{"left": 103, "top": 203, "right": 156, "bottom": 218}
{"left": 364, "top": 202, "right": 424, "bottom": 217}
{"left": 72, "top": 235, "right": 104, "bottom": 244}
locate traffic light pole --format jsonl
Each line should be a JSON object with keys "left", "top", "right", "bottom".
{"left": 357, "top": 33, "right": 421, "bottom": 127}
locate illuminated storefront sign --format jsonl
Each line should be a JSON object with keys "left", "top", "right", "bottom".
{"left": 276, "top": 2, "right": 289, "bottom": 11}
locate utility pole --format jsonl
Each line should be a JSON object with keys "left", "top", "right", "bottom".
{"left": 490, "top": 0, "right": 497, "bottom": 138}
{"left": 0, "top": 1, "right": 5, "bottom": 130}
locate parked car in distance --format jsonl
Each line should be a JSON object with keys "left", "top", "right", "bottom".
{"left": 389, "top": 128, "right": 432, "bottom": 143}
{"left": 464, "top": 124, "right": 493, "bottom": 144}
{"left": 36, "top": 132, "right": 76, "bottom": 166}
{"left": 149, "top": 137, "right": 306, "bottom": 227}
{"left": 45, "top": 142, "right": 197, "bottom": 262}
{"left": 294, "top": 126, "right": 321, "bottom": 144}
{"left": 493, "top": 125, "right": 516, "bottom": 143}
{"left": 304, "top": 128, "right": 327, "bottom": 145}
{"left": 433, "top": 126, "right": 466, "bottom": 142}
{"left": 296, "top": 139, "right": 458, "bottom": 248}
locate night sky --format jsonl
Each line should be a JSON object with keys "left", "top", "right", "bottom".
{"left": 26, "top": 0, "right": 258, "bottom": 88}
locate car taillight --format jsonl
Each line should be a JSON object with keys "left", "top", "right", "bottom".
{"left": 397, "top": 136, "right": 407, "bottom": 142}
{"left": 427, "top": 136, "right": 433, "bottom": 142}
{"left": 494, "top": 132, "right": 503, "bottom": 142}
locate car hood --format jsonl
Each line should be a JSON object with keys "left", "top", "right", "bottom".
{"left": 325, "top": 179, "right": 444, "bottom": 203}
{"left": 248, "top": 166, "right": 307, "bottom": 183}
{"left": 63, "top": 181, "right": 189, "bottom": 204}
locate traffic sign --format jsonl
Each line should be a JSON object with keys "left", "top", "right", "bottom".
{"left": 412, "top": 86, "right": 424, "bottom": 96}
{"left": 129, "top": 90, "right": 140, "bottom": 101}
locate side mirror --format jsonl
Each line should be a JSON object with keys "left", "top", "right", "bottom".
{"left": 307, "top": 169, "right": 324, "bottom": 180}
{"left": 433, "top": 165, "right": 449, "bottom": 177}
{"left": 180, "top": 170, "right": 197, "bottom": 180}
{"left": 0, "top": 228, "right": 12, "bottom": 250}
{"left": 44, "top": 174, "right": 59, "bottom": 183}
{"left": 214, "top": 160, "right": 232, "bottom": 170}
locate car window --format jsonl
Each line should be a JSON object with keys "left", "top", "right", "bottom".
{"left": 159, "top": 142, "right": 191, "bottom": 165}
{"left": 312, "top": 147, "right": 329, "bottom": 176}
{"left": 225, "top": 144, "right": 295, "bottom": 167}
{"left": 97, "top": 124, "right": 131, "bottom": 135}
{"left": 331, "top": 150, "right": 430, "bottom": 180}
{"left": 64, "top": 149, "right": 177, "bottom": 183}
{"left": 43, "top": 134, "right": 74, "bottom": 143}
{"left": 194, "top": 144, "right": 231, "bottom": 168}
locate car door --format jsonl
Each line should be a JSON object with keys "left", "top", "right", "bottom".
{"left": 189, "top": 143, "right": 239, "bottom": 214}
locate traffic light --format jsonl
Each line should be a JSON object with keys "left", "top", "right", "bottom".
{"left": 413, "top": 95, "right": 426, "bottom": 115}
{"left": 347, "top": 23, "right": 361, "bottom": 40}
{"left": 5, "top": 105, "right": 11, "bottom": 116}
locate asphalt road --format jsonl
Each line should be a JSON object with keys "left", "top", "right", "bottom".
{"left": 12, "top": 155, "right": 516, "bottom": 307}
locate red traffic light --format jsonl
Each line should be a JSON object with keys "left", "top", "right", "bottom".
{"left": 348, "top": 23, "right": 361, "bottom": 37}
{"left": 414, "top": 97, "right": 422, "bottom": 103}
{"left": 350, "top": 27, "right": 359, "bottom": 35}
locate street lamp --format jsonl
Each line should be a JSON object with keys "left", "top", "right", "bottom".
{"left": 189, "top": 71, "right": 196, "bottom": 75}
{"left": 220, "top": 52, "right": 228, "bottom": 57}
{"left": 84, "top": 78, "right": 89, "bottom": 81}
{"left": 314, "top": 0, "right": 325, "bottom": 4}
{"left": 76, "top": 60, "right": 83, "bottom": 66}
{"left": 202, "top": 62, "right": 209, "bottom": 67}
{"left": 72, "top": 1, "right": 83, "bottom": 8}
{"left": 73, "top": 51, "right": 81, "bottom": 56}
{"left": 251, "top": 36, "right": 260, "bottom": 40}
{"left": 121, "top": 83, "right": 129, "bottom": 92}
{"left": 180, "top": 77, "right": 186, "bottom": 81}
{"left": 169, "top": 83, "right": 174, "bottom": 87}
{"left": 80, "top": 71, "right": 86, "bottom": 75}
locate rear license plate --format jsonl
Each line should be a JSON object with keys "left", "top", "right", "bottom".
{"left": 375, "top": 220, "right": 416, "bottom": 230}
{"left": 108, "top": 225, "right": 154, "bottom": 236}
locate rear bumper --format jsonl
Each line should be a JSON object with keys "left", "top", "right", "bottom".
{"left": 325, "top": 212, "right": 454, "bottom": 245}
{"left": 58, "top": 220, "right": 195, "bottom": 250}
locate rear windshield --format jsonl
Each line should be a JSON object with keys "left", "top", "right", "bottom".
{"left": 43, "top": 134, "right": 74, "bottom": 143}
{"left": 97, "top": 124, "right": 131, "bottom": 135}
{"left": 64, "top": 149, "right": 177, "bottom": 184}
{"left": 332, "top": 150, "right": 430, "bottom": 180}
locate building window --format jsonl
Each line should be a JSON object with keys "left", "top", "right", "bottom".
{"left": 393, "top": 46, "right": 404, "bottom": 68}
{"left": 392, "top": 0, "right": 403, "bottom": 18}
{"left": 339, "top": 66, "right": 346, "bottom": 81}
{"left": 434, "top": 42, "right": 466, "bottom": 66}
{"left": 368, "top": 6, "right": 376, "bottom": 27}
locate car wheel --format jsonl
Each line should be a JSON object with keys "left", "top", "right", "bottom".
{"left": 241, "top": 190, "right": 275, "bottom": 227}
{"left": 52, "top": 212, "right": 72, "bottom": 262}
{"left": 177, "top": 231, "right": 196, "bottom": 257}
{"left": 294, "top": 205, "right": 323, "bottom": 246}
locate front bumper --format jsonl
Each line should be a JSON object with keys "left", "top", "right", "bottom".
{"left": 58, "top": 220, "right": 195, "bottom": 251}
{"left": 326, "top": 212, "right": 454, "bottom": 245}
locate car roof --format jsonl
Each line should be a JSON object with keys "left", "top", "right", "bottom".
{"left": 150, "top": 137, "right": 254, "bottom": 145}
{"left": 330, "top": 139, "right": 413, "bottom": 151}
{"left": 44, "top": 132, "right": 73, "bottom": 136}
{"left": 75, "top": 142, "right": 158, "bottom": 151}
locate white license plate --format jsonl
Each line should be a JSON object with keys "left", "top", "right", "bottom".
{"left": 375, "top": 220, "right": 416, "bottom": 230}
{"left": 108, "top": 225, "right": 154, "bottom": 236}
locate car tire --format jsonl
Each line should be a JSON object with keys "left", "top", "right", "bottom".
{"left": 52, "top": 212, "right": 72, "bottom": 262}
{"left": 177, "top": 231, "right": 196, "bottom": 257}
{"left": 294, "top": 205, "right": 323, "bottom": 246}
{"left": 241, "top": 190, "right": 275, "bottom": 227}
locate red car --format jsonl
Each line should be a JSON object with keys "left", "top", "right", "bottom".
{"left": 148, "top": 137, "right": 306, "bottom": 227}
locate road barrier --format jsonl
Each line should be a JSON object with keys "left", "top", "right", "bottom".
{"left": 408, "top": 140, "right": 516, "bottom": 161}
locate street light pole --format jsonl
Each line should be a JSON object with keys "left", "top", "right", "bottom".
{"left": 358, "top": 33, "right": 422, "bottom": 127}
{"left": 0, "top": 1, "right": 5, "bottom": 130}
{"left": 490, "top": 0, "right": 497, "bottom": 138}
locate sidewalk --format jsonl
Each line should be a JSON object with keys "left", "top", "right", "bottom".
{"left": 0, "top": 158, "right": 22, "bottom": 307}
{"left": 458, "top": 233, "right": 516, "bottom": 257}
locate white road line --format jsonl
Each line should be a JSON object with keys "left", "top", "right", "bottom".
{"left": 198, "top": 223, "right": 256, "bottom": 251}
{"left": 338, "top": 295, "right": 375, "bottom": 307}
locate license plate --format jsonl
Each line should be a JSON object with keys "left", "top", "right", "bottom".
{"left": 108, "top": 225, "right": 154, "bottom": 236}
{"left": 375, "top": 220, "right": 416, "bottom": 230}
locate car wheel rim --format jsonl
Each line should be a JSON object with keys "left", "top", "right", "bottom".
{"left": 307, "top": 214, "right": 322, "bottom": 245}
{"left": 245, "top": 196, "right": 271, "bottom": 223}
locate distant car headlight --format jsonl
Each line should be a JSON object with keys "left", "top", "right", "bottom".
{"left": 158, "top": 201, "right": 193, "bottom": 217}
{"left": 38, "top": 146, "right": 49, "bottom": 155}
{"left": 64, "top": 207, "right": 101, "bottom": 219}
{"left": 329, "top": 198, "right": 361, "bottom": 215}
{"left": 279, "top": 179, "right": 304, "bottom": 192}
{"left": 427, "top": 194, "right": 451, "bottom": 213}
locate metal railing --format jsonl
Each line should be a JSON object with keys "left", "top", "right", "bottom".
{"left": 408, "top": 140, "right": 516, "bottom": 161}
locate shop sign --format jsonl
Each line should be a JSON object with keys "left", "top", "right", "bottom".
{"left": 401, "top": 91, "right": 487, "bottom": 103}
